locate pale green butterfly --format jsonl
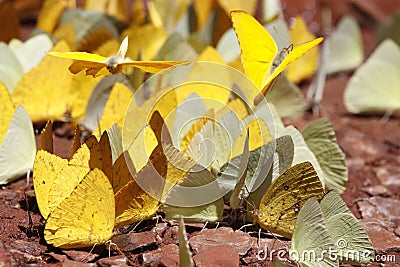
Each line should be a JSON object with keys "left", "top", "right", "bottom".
{"left": 290, "top": 191, "right": 374, "bottom": 266}
{"left": 302, "top": 118, "right": 348, "bottom": 193}
{"left": 218, "top": 135, "right": 294, "bottom": 212}
{"left": 290, "top": 197, "right": 339, "bottom": 267}
{"left": 344, "top": 39, "right": 400, "bottom": 115}
{"left": 184, "top": 110, "right": 241, "bottom": 174}
{"left": 265, "top": 73, "right": 306, "bottom": 119}
{"left": 163, "top": 144, "right": 224, "bottom": 223}
{"left": 229, "top": 131, "right": 250, "bottom": 209}
{"left": 320, "top": 191, "right": 374, "bottom": 265}
{"left": 171, "top": 93, "right": 207, "bottom": 148}
{"left": 0, "top": 105, "right": 36, "bottom": 184}
{"left": 325, "top": 16, "right": 363, "bottom": 74}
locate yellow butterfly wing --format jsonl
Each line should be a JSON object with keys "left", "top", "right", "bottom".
{"left": 85, "top": 0, "right": 127, "bottom": 23}
{"left": 39, "top": 121, "right": 53, "bottom": 153}
{"left": 12, "top": 40, "right": 74, "bottom": 123}
{"left": 257, "top": 161, "right": 324, "bottom": 238}
{"left": 44, "top": 168, "right": 114, "bottom": 248}
{"left": 231, "top": 11, "right": 323, "bottom": 95}
{"left": 286, "top": 16, "right": 320, "bottom": 83}
{"left": 94, "top": 83, "right": 133, "bottom": 137}
{"left": 114, "top": 144, "right": 168, "bottom": 228}
{"left": 47, "top": 134, "right": 110, "bottom": 214}
{"left": 37, "top": 0, "right": 71, "bottom": 33}
{"left": 33, "top": 150, "right": 68, "bottom": 219}
{"left": 0, "top": 82, "right": 15, "bottom": 143}
{"left": 47, "top": 51, "right": 108, "bottom": 62}
{"left": 263, "top": 37, "right": 323, "bottom": 93}
{"left": 119, "top": 60, "right": 189, "bottom": 74}
{"left": 111, "top": 151, "right": 136, "bottom": 194}
{"left": 231, "top": 10, "right": 278, "bottom": 90}
{"left": 48, "top": 51, "right": 188, "bottom": 77}
{"left": 47, "top": 51, "right": 107, "bottom": 77}
{"left": 114, "top": 165, "right": 161, "bottom": 228}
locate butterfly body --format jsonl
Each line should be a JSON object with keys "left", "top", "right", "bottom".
{"left": 105, "top": 54, "right": 123, "bottom": 72}
{"left": 271, "top": 44, "right": 293, "bottom": 74}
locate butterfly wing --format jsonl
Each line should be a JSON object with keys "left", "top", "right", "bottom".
{"left": 118, "top": 36, "right": 128, "bottom": 57}
{"left": 302, "top": 119, "right": 347, "bottom": 193}
{"left": 114, "top": 166, "right": 160, "bottom": 228}
{"left": 286, "top": 16, "right": 320, "bottom": 83}
{"left": 257, "top": 161, "right": 324, "bottom": 238}
{"left": 320, "top": 191, "right": 374, "bottom": 265}
{"left": 344, "top": 39, "right": 400, "bottom": 114}
{"left": 326, "top": 16, "right": 363, "bottom": 74}
{"left": 33, "top": 150, "right": 68, "bottom": 219}
{"left": 0, "top": 82, "right": 15, "bottom": 142}
{"left": 0, "top": 106, "right": 36, "bottom": 184}
{"left": 47, "top": 51, "right": 107, "bottom": 62}
{"left": 262, "top": 37, "right": 323, "bottom": 93}
{"left": 120, "top": 60, "right": 189, "bottom": 74}
{"left": 290, "top": 197, "right": 338, "bottom": 267}
{"left": 48, "top": 51, "right": 108, "bottom": 77}
{"left": 114, "top": 145, "right": 168, "bottom": 228}
{"left": 231, "top": 10, "right": 278, "bottom": 90}
{"left": 69, "top": 61, "right": 108, "bottom": 76}
{"left": 44, "top": 168, "right": 114, "bottom": 248}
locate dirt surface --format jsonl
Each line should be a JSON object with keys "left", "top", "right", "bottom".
{"left": 1, "top": 0, "right": 400, "bottom": 266}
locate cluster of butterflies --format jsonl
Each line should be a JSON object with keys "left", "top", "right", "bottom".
{"left": 0, "top": 0, "right": 380, "bottom": 265}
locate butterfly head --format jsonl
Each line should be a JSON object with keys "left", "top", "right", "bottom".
{"left": 105, "top": 54, "right": 124, "bottom": 73}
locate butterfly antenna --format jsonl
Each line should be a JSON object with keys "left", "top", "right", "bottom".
{"left": 268, "top": 230, "right": 290, "bottom": 251}
{"left": 105, "top": 240, "right": 136, "bottom": 265}
{"left": 128, "top": 220, "right": 144, "bottom": 234}
{"left": 242, "top": 184, "right": 258, "bottom": 212}
{"left": 238, "top": 223, "right": 254, "bottom": 232}
{"left": 84, "top": 243, "right": 97, "bottom": 262}
{"left": 152, "top": 214, "right": 165, "bottom": 243}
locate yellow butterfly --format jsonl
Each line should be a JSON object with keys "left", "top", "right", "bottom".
{"left": 48, "top": 36, "right": 189, "bottom": 77}
{"left": 255, "top": 161, "right": 325, "bottom": 238}
{"left": 231, "top": 10, "right": 323, "bottom": 96}
{"left": 33, "top": 124, "right": 169, "bottom": 248}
